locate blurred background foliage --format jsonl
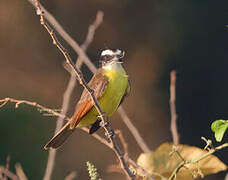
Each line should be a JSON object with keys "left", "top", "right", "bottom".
{"left": 0, "top": 0, "right": 227, "bottom": 179}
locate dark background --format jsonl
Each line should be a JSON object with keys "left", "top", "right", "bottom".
{"left": 0, "top": 0, "right": 227, "bottom": 179}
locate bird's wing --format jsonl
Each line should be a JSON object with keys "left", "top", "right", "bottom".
{"left": 70, "top": 69, "right": 109, "bottom": 128}
{"left": 44, "top": 69, "right": 108, "bottom": 150}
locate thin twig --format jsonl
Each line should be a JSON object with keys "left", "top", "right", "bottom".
{"left": 27, "top": 0, "right": 150, "bottom": 154}
{"left": 81, "top": 127, "right": 111, "bottom": 147}
{"left": 34, "top": 1, "right": 134, "bottom": 179}
{"left": 3, "top": 155, "right": 11, "bottom": 180}
{"left": 127, "top": 158, "right": 156, "bottom": 180}
{"left": 42, "top": 11, "right": 103, "bottom": 180}
{"left": 0, "top": 98, "right": 91, "bottom": 141}
{"left": 168, "top": 143, "right": 228, "bottom": 180}
{"left": 115, "top": 130, "right": 129, "bottom": 156}
{"left": 170, "top": 70, "right": 179, "bottom": 145}
{"left": 6, "top": 156, "right": 10, "bottom": 171}
{"left": 0, "top": 166, "right": 19, "bottom": 180}
{"left": 117, "top": 107, "right": 151, "bottom": 152}
{"left": 80, "top": 11, "right": 103, "bottom": 51}
{"left": 15, "top": 163, "right": 28, "bottom": 180}
{"left": 27, "top": 0, "right": 97, "bottom": 73}
{"left": 0, "top": 97, "right": 69, "bottom": 120}
{"left": 64, "top": 171, "right": 77, "bottom": 180}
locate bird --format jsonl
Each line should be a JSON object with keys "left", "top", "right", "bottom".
{"left": 44, "top": 49, "right": 130, "bottom": 149}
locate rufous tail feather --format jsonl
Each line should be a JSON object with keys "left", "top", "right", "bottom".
{"left": 44, "top": 121, "right": 74, "bottom": 150}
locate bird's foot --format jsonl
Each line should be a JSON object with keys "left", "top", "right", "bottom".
{"left": 99, "top": 120, "right": 108, "bottom": 127}
{"left": 105, "top": 129, "right": 115, "bottom": 139}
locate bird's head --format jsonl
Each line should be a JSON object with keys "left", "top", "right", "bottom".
{"left": 100, "top": 49, "right": 125, "bottom": 68}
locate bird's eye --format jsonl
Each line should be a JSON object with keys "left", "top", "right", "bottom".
{"left": 100, "top": 55, "right": 112, "bottom": 62}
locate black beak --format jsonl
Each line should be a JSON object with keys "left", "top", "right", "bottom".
{"left": 117, "top": 50, "right": 125, "bottom": 59}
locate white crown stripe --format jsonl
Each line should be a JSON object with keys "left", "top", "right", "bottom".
{"left": 101, "top": 50, "right": 115, "bottom": 56}
{"left": 101, "top": 49, "right": 122, "bottom": 56}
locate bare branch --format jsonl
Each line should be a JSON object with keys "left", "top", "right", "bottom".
{"left": 127, "top": 158, "right": 156, "bottom": 180}
{"left": 6, "top": 156, "right": 10, "bottom": 171}
{"left": 81, "top": 11, "right": 103, "bottom": 51}
{"left": 170, "top": 70, "right": 179, "bottom": 145}
{"left": 43, "top": 149, "right": 56, "bottom": 180}
{"left": 27, "top": 0, "right": 149, "bottom": 154}
{"left": 0, "top": 166, "right": 19, "bottom": 180}
{"left": 34, "top": 1, "right": 134, "bottom": 179}
{"left": 1, "top": 156, "right": 11, "bottom": 180}
{"left": 81, "top": 127, "right": 111, "bottom": 147}
{"left": 27, "top": 0, "right": 97, "bottom": 73}
{"left": 0, "top": 97, "right": 69, "bottom": 121}
{"left": 64, "top": 171, "right": 77, "bottom": 180}
{"left": 42, "top": 10, "right": 103, "bottom": 180}
{"left": 117, "top": 107, "right": 151, "bottom": 152}
{"left": 15, "top": 163, "right": 28, "bottom": 180}
{"left": 115, "top": 130, "right": 129, "bottom": 156}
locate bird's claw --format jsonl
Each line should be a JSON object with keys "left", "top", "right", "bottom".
{"left": 99, "top": 120, "right": 108, "bottom": 127}
{"left": 105, "top": 129, "right": 114, "bottom": 138}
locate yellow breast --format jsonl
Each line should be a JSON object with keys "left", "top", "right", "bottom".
{"left": 77, "top": 65, "right": 128, "bottom": 127}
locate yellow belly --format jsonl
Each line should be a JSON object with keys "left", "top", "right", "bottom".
{"left": 77, "top": 68, "right": 128, "bottom": 127}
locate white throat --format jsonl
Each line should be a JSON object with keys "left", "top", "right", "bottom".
{"left": 102, "top": 61, "right": 123, "bottom": 71}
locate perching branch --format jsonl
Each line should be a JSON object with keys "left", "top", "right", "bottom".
{"left": 27, "top": 0, "right": 150, "bottom": 154}
{"left": 170, "top": 70, "right": 179, "bottom": 145}
{"left": 0, "top": 97, "right": 153, "bottom": 180}
{"left": 34, "top": 1, "right": 135, "bottom": 179}
{"left": 43, "top": 11, "right": 103, "bottom": 180}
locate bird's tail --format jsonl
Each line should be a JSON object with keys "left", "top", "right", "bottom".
{"left": 44, "top": 121, "right": 74, "bottom": 150}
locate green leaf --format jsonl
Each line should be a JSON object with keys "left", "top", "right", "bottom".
{"left": 211, "top": 120, "right": 228, "bottom": 142}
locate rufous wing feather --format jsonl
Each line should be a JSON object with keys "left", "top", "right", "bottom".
{"left": 70, "top": 100, "right": 93, "bottom": 129}
{"left": 70, "top": 69, "right": 109, "bottom": 129}
{"left": 44, "top": 69, "right": 109, "bottom": 149}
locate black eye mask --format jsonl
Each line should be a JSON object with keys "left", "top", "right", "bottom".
{"left": 99, "top": 55, "right": 115, "bottom": 65}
